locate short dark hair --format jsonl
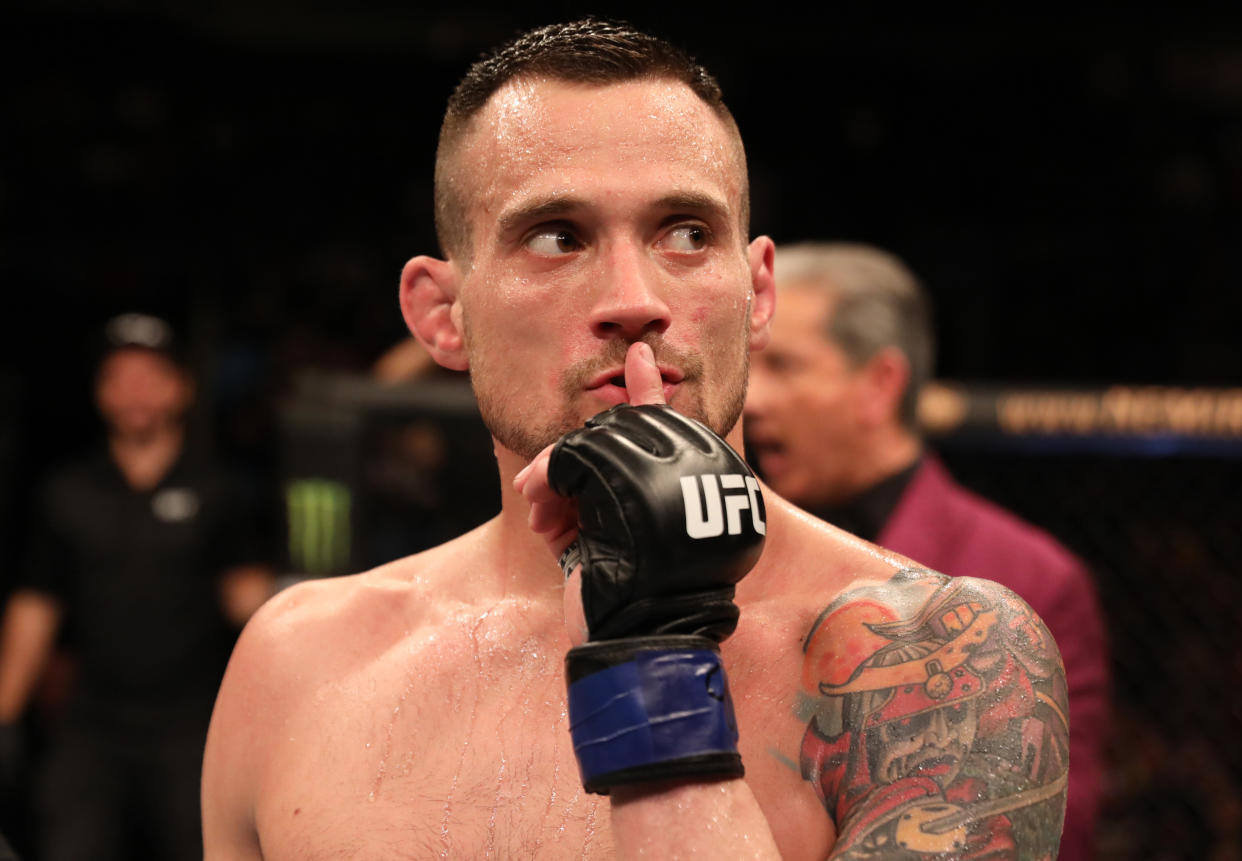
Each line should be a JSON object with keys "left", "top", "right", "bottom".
{"left": 434, "top": 18, "right": 747, "bottom": 260}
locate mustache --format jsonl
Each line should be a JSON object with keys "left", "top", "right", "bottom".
{"left": 883, "top": 744, "right": 971, "bottom": 783}
{"left": 560, "top": 336, "right": 704, "bottom": 396}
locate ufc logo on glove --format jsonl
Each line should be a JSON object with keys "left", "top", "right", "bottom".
{"left": 549, "top": 404, "right": 767, "bottom": 793}
{"left": 681, "top": 475, "right": 766, "bottom": 538}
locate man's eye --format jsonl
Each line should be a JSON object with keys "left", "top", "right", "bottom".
{"left": 663, "top": 224, "right": 708, "bottom": 252}
{"left": 526, "top": 229, "right": 581, "bottom": 255}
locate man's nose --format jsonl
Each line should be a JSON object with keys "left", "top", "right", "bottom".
{"left": 588, "top": 243, "right": 671, "bottom": 341}
{"left": 925, "top": 707, "right": 951, "bottom": 745}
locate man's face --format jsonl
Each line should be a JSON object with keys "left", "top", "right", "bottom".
{"left": 744, "top": 285, "right": 868, "bottom": 508}
{"left": 448, "top": 77, "right": 762, "bottom": 459}
{"left": 95, "top": 348, "right": 192, "bottom": 440}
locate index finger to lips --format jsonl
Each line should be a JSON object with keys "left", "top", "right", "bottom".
{"left": 624, "top": 342, "right": 666, "bottom": 406}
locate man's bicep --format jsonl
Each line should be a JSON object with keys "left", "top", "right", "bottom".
{"left": 202, "top": 605, "right": 287, "bottom": 860}
{"left": 202, "top": 713, "right": 265, "bottom": 859}
{"left": 798, "top": 568, "right": 1068, "bottom": 859}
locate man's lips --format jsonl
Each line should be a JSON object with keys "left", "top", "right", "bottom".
{"left": 585, "top": 365, "right": 684, "bottom": 390}
{"left": 585, "top": 365, "right": 684, "bottom": 403}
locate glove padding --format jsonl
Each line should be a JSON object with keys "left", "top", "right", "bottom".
{"left": 549, "top": 404, "right": 766, "bottom": 643}
{"left": 549, "top": 404, "right": 766, "bottom": 793}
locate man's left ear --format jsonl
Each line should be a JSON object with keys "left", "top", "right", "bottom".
{"left": 746, "top": 236, "right": 776, "bottom": 351}
{"left": 860, "top": 347, "right": 911, "bottom": 426}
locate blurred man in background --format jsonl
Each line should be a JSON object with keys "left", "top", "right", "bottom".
{"left": 0, "top": 313, "right": 273, "bottom": 861}
{"left": 744, "top": 241, "right": 1110, "bottom": 860}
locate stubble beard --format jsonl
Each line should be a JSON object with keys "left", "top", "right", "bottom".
{"left": 468, "top": 335, "right": 749, "bottom": 461}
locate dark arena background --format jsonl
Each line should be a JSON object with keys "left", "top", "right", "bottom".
{"left": 2, "top": 4, "right": 1241, "bottom": 859}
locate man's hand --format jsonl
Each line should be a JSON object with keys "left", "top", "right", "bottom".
{"left": 518, "top": 341, "right": 766, "bottom": 795}
{"left": 515, "top": 342, "right": 670, "bottom": 645}
{"left": 547, "top": 402, "right": 765, "bottom": 644}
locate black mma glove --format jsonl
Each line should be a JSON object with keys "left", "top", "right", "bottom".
{"left": 549, "top": 404, "right": 766, "bottom": 794}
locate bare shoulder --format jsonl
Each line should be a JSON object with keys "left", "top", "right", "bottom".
{"left": 797, "top": 568, "right": 1068, "bottom": 859}
{"left": 224, "top": 569, "right": 404, "bottom": 690}
{"left": 202, "top": 534, "right": 480, "bottom": 858}
{"left": 211, "top": 529, "right": 487, "bottom": 719}
{"left": 237, "top": 522, "right": 496, "bottom": 668}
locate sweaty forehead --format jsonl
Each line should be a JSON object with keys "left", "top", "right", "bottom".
{"left": 453, "top": 77, "right": 745, "bottom": 234}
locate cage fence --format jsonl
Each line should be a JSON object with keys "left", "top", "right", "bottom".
{"left": 930, "top": 384, "right": 1242, "bottom": 861}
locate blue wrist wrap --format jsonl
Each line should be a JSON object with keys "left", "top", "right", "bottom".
{"left": 567, "top": 647, "right": 740, "bottom": 793}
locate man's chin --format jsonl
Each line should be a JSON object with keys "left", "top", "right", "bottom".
{"left": 480, "top": 408, "right": 583, "bottom": 462}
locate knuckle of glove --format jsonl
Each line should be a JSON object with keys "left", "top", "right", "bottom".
{"left": 548, "top": 404, "right": 766, "bottom": 642}
{"left": 547, "top": 436, "right": 592, "bottom": 497}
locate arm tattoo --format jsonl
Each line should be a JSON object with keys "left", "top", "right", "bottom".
{"left": 799, "top": 568, "right": 1068, "bottom": 859}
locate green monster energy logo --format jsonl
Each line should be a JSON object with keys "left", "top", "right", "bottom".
{"left": 286, "top": 478, "right": 352, "bottom": 575}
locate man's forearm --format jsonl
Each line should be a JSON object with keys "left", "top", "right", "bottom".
{"left": 0, "top": 590, "right": 62, "bottom": 722}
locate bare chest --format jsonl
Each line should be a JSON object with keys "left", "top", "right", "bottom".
{"left": 252, "top": 610, "right": 826, "bottom": 859}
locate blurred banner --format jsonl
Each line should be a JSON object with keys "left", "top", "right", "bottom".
{"left": 922, "top": 382, "right": 1242, "bottom": 455}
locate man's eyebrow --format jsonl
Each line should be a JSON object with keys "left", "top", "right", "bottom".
{"left": 495, "top": 191, "right": 734, "bottom": 239}
{"left": 496, "top": 196, "right": 586, "bottom": 238}
{"left": 654, "top": 192, "right": 731, "bottom": 222}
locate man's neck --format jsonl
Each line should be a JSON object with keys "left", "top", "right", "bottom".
{"left": 108, "top": 425, "right": 185, "bottom": 492}
{"left": 492, "top": 442, "right": 571, "bottom": 593}
{"left": 811, "top": 455, "right": 921, "bottom": 545}
{"left": 847, "top": 425, "right": 922, "bottom": 502}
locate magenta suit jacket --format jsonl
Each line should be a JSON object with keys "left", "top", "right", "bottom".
{"left": 877, "top": 456, "right": 1110, "bottom": 861}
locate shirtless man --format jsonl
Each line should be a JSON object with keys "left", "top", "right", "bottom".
{"left": 203, "top": 20, "right": 1069, "bottom": 859}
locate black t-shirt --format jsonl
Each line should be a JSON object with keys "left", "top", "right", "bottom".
{"left": 23, "top": 447, "right": 265, "bottom": 720}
